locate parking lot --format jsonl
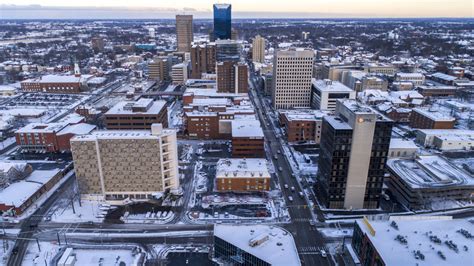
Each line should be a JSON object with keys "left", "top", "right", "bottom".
{"left": 6, "top": 93, "right": 84, "bottom": 108}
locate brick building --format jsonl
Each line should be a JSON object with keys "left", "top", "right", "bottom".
{"left": 409, "top": 108, "right": 455, "bottom": 129}
{"left": 279, "top": 110, "right": 326, "bottom": 143}
{"left": 190, "top": 42, "right": 216, "bottom": 79}
{"left": 15, "top": 115, "right": 95, "bottom": 153}
{"left": 21, "top": 74, "right": 93, "bottom": 93}
{"left": 231, "top": 120, "right": 265, "bottom": 158}
{"left": 105, "top": 99, "right": 168, "bottom": 130}
{"left": 216, "top": 159, "right": 271, "bottom": 192}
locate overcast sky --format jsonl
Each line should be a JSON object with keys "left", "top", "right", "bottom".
{"left": 1, "top": 0, "right": 473, "bottom": 19}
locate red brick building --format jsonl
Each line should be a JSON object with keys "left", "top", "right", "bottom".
{"left": 409, "top": 108, "right": 455, "bottom": 129}
{"left": 15, "top": 116, "right": 95, "bottom": 153}
{"left": 231, "top": 120, "right": 265, "bottom": 158}
{"left": 279, "top": 110, "right": 326, "bottom": 143}
{"left": 185, "top": 112, "right": 220, "bottom": 139}
{"left": 21, "top": 74, "right": 92, "bottom": 93}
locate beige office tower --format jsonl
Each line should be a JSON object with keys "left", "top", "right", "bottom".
{"left": 272, "top": 48, "right": 314, "bottom": 109}
{"left": 252, "top": 35, "right": 266, "bottom": 63}
{"left": 71, "top": 124, "right": 180, "bottom": 203}
{"left": 176, "top": 15, "right": 193, "bottom": 53}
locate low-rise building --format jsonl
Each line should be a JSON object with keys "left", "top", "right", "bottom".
{"left": 395, "top": 72, "right": 425, "bottom": 86}
{"left": 0, "top": 168, "right": 67, "bottom": 215}
{"left": 216, "top": 159, "right": 270, "bottom": 192}
{"left": 311, "top": 79, "right": 356, "bottom": 111}
{"left": 350, "top": 216, "right": 473, "bottom": 266}
{"left": 386, "top": 156, "right": 474, "bottom": 210}
{"left": 416, "top": 85, "right": 458, "bottom": 97}
{"left": 432, "top": 134, "right": 473, "bottom": 151}
{"left": 71, "top": 124, "right": 179, "bottom": 202}
{"left": 104, "top": 99, "right": 168, "bottom": 130}
{"left": 15, "top": 116, "right": 95, "bottom": 153}
{"left": 410, "top": 108, "right": 455, "bottom": 129}
{"left": 279, "top": 110, "right": 326, "bottom": 143}
{"left": 214, "top": 225, "right": 301, "bottom": 266}
{"left": 20, "top": 74, "right": 93, "bottom": 93}
{"left": 415, "top": 129, "right": 474, "bottom": 147}
{"left": 231, "top": 120, "right": 264, "bottom": 158}
{"left": 388, "top": 139, "right": 418, "bottom": 158}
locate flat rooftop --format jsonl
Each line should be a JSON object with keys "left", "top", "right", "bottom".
{"left": 71, "top": 129, "right": 175, "bottom": 141}
{"left": 231, "top": 120, "right": 264, "bottom": 138}
{"left": 280, "top": 109, "right": 327, "bottom": 121}
{"left": 389, "top": 138, "right": 418, "bottom": 150}
{"left": 356, "top": 217, "right": 473, "bottom": 266}
{"left": 16, "top": 122, "right": 67, "bottom": 134}
{"left": 387, "top": 155, "right": 474, "bottom": 189}
{"left": 413, "top": 108, "right": 455, "bottom": 122}
{"left": 22, "top": 74, "right": 92, "bottom": 83}
{"left": 214, "top": 225, "right": 301, "bottom": 266}
{"left": 216, "top": 159, "right": 270, "bottom": 179}
{"left": 105, "top": 100, "right": 166, "bottom": 115}
{"left": 312, "top": 79, "right": 353, "bottom": 92}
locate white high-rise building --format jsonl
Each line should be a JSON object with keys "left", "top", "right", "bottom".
{"left": 252, "top": 35, "right": 266, "bottom": 63}
{"left": 272, "top": 48, "right": 314, "bottom": 109}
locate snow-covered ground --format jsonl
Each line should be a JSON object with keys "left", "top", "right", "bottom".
{"left": 319, "top": 228, "right": 354, "bottom": 238}
{"left": 50, "top": 199, "right": 109, "bottom": 223}
{"left": 121, "top": 211, "right": 174, "bottom": 224}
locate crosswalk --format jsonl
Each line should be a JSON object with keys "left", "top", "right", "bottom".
{"left": 298, "top": 246, "right": 324, "bottom": 254}
{"left": 293, "top": 218, "right": 312, "bottom": 222}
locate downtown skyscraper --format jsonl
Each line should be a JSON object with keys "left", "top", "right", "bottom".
{"left": 176, "top": 15, "right": 193, "bottom": 52}
{"left": 213, "top": 4, "right": 232, "bottom": 40}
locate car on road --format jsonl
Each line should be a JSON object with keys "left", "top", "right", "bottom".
{"left": 284, "top": 184, "right": 289, "bottom": 189}
{"left": 299, "top": 192, "right": 304, "bottom": 198}
{"left": 278, "top": 167, "right": 283, "bottom": 172}
{"left": 274, "top": 155, "right": 278, "bottom": 160}
{"left": 277, "top": 150, "right": 281, "bottom": 154}
{"left": 290, "top": 186, "right": 295, "bottom": 192}
{"left": 12, "top": 247, "right": 19, "bottom": 255}
{"left": 29, "top": 223, "right": 38, "bottom": 229}
{"left": 320, "top": 250, "right": 327, "bottom": 258}
{"left": 288, "top": 196, "right": 293, "bottom": 202}
{"left": 383, "top": 194, "right": 390, "bottom": 201}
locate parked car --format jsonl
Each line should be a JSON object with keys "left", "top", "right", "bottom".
{"left": 291, "top": 186, "right": 295, "bottom": 192}
{"left": 299, "top": 192, "right": 304, "bottom": 198}
{"left": 321, "top": 250, "right": 327, "bottom": 258}
{"left": 284, "top": 184, "right": 289, "bottom": 189}
{"left": 278, "top": 167, "right": 283, "bottom": 172}
{"left": 288, "top": 196, "right": 293, "bottom": 202}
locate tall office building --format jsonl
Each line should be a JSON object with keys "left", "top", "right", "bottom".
{"left": 148, "top": 57, "right": 170, "bottom": 81}
{"left": 216, "top": 40, "right": 242, "bottom": 62}
{"left": 216, "top": 61, "right": 248, "bottom": 93}
{"left": 71, "top": 124, "right": 179, "bottom": 202}
{"left": 213, "top": 4, "right": 232, "bottom": 40}
{"left": 317, "top": 100, "right": 393, "bottom": 210}
{"left": 190, "top": 42, "right": 216, "bottom": 79}
{"left": 272, "top": 48, "right": 315, "bottom": 109}
{"left": 252, "top": 35, "right": 266, "bottom": 63}
{"left": 176, "top": 15, "right": 193, "bottom": 53}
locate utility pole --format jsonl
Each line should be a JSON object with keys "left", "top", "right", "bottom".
{"left": 36, "top": 238, "right": 41, "bottom": 251}
{"left": 56, "top": 232, "right": 61, "bottom": 245}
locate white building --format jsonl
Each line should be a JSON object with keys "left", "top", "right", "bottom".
{"left": 432, "top": 134, "right": 474, "bottom": 151}
{"left": 311, "top": 79, "right": 356, "bottom": 111}
{"left": 388, "top": 138, "right": 418, "bottom": 158}
{"left": 171, "top": 63, "right": 189, "bottom": 85}
{"left": 415, "top": 129, "right": 474, "bottom": 148}
{"left": 395, "top": 72, "right": 425, "bottom": 86}
{"left": 272, "top": 48, "right": 314, "bottom": 109}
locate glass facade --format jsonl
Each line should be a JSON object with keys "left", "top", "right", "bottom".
{"left": 214, "top": 236, "right": 270, "bottom": 266}
{"left": 213, "top": 4, "right": 232, "bottom": 40}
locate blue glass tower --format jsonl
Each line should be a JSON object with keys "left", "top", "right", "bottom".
{"left": 213, "top": 4, "right": 232, "bottom": 40}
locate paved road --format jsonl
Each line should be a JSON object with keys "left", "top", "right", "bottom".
{"left": 7, "top": 173, "right": 76, "bottom": 266}
{"left": 247, "top": 68, "right": 334, "bottom": 266}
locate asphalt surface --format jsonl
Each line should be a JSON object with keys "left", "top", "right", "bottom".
{"left": 247, "top": 69, "right": 334, "bottom": 266}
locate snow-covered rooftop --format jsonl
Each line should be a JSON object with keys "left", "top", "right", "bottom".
{"left": 216, "top": 159, "right": 270, "bottom": 179}
{"left": 387, "top": 156, "right": 474, "bottom": 189}
{"left": 22, "top": 74, "right": 93, "bottom": 84}
{"left": 105, "top": 99, "right": 166, "bottom": 115}
{"left": 57, "top": 123, "right": 96, "bottom": 136}
{"left": 231, "top": 120, "right": 264, "bottom": 138}
{"left": 389, "top": 138, "right": 418, "bottom": 150}
{"left": 356, "top": 216, "right": 473, "bottom": 266}
{"left": 0, "top": 169, "right": 61, "bottom": 207}
{"left": 16, "top": 122, "right": 67, "bottom": 134}
{"left": 214, "top": 225, "right": 301, "bottom": 266}
{"left": 312, "top": 79, "right": 353, "bottom": 92}
{"left": 71, "top": 128, "right": 175, "bottom": 141}
{"left": 280, "top": 109, "right": 327, "bottom": 121}
{"left": 413, "top": 108, "right": 455, "bottom": 122}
